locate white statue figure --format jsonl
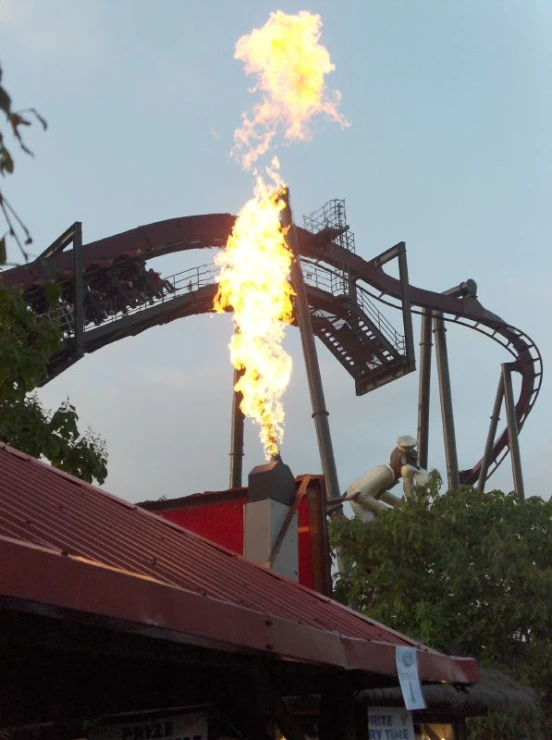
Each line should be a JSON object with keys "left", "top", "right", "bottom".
{"left": 344, "top": 435, "right": 430, "bottom": 523}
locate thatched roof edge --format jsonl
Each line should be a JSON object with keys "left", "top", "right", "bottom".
{"left": 357, "top": 669, "right": 537, "bottom": 717}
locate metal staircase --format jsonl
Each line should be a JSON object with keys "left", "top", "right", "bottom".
{"left": 307, "top": 295, "right": 410, "bottom": 394}
{"left": 302, "top": 200, "right": 413, "bottom": 394}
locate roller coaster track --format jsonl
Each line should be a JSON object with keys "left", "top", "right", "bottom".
{"left": 299, "top": 236, "right": 542, "bottom": 486}
{"left": 2, "top": 214, "right": 542, "bottom": 486}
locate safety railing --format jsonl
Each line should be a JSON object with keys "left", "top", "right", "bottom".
{"left": 301, "top": 258, "right": 405, "bottom": 353}
{"left": 45, "top": 263, "right": 218, "bottom": 334}
{"left": 45, "top": 258, "right": 405, "bottom": 355}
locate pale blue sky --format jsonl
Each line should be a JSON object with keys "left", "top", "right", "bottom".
{"left": 1, "top": 0, "right": 550, "bottom": 501}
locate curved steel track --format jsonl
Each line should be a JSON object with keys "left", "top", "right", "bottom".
{"left": 3, "top": 214, "right": 542, "bottom": 485}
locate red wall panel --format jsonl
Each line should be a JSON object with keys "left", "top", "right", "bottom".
{"left": 158, "top": 496, "right": 316, "bottom": 590}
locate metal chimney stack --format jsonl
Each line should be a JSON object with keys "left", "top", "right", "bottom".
{"left": 244, "top": 455, "right": 298, "bottom": 581}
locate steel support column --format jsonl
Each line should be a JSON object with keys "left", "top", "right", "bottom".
{"left": 397, "top": 242, "right": 416, "bottom": 368}
{"left": 417, "top": 308, "right": 432, "bottom": 469}
{"left": 281, "top": 189, "right": 341, "bottom": 502}
{"left": 73, "top": 221, "right": 85, "bottom": 358}
{"left": 502, "top": 363, "right": 525, "bottom": 502}
{"left": 477, "top": 376, "right": 505, "bottom": 492}
{"left": 433, "top": 314, "right": 460, "bottom": 490}
{"left": 229, "top": 367, "right": 245, "bottom": 489}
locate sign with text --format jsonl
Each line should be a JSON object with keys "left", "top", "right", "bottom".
{"left": 395, "top": 646, "right": 426, "bottom": 710}
{"left": 90, "top": 712, "right": 208, "bottom": 740}
{"left": 367, "top": 707, "right": 415, "bottom": 740}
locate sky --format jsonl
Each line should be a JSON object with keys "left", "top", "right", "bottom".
{"left": 0, "top": 0, "right": 550, "bottom": 504}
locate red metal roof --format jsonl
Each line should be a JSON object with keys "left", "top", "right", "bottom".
{"left": 0, "top": 443, "right": 478, "bottom": 684}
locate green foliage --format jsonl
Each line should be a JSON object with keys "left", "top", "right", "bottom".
{"left": 0, "top": 63, "right": 105, "bottom": 483}
{"left": 0, "top": 63, "right": 47, "bottom": 261}
{"left": 0, "top": 281, "right": 107, "bottom": 484}
{"left": 330, "top": 474, "right": 552, "bottom": 737}
{"left": 467, "top": 707, "right": 546, "bottom": 740}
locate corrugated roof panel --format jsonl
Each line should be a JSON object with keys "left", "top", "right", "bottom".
{"left": 0, "top": 443, "right": 425, "bottom": 648}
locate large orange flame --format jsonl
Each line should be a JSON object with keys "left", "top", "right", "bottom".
{"left": 214, "top": 172, "right": 293, "bottom": 457}
{"left": 233, "top": 10, "right": 349, "bottom": 171}
{"left": 215, "top": 11, "right": 347, "bottom": 459}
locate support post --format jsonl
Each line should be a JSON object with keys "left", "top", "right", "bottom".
{"left": 477, "top": 376, "right": 505, "bottom": 492}
{"left": 281, "top": 189, "right": 341, "bottom": 502}
{"left": 229, "top": 367, "right": 245, "bottom": 488}
{"left": 433, "top": 314, "right": 460, "bottom": 490}
{"left": 502, "top": 363, "right": 525, "bottom": 502}
{"left": 397, "top": 243, "right": 415, "bottom": 368}
{"left": 73, "top": 222, "right": 85, "bottom": 358}
{"left": 319, "top": 677, "right": 357, "bottom": 740}
{"left": 417, "top": 308, "right": 432, "bottom": 469}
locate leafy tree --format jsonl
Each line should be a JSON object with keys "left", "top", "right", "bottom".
{"left": 330, "top": 474, "right": 552, "bottom": 738}
{"left": 0, "top": 63, "right": 107, "bottom": 484}
{"left": 0, "top": 62, "right": 46, "bottom": 262}
{"left": 0, "top": 280, "right": 108, "bottom": 483}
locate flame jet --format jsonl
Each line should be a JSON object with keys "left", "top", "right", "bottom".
{"left": 232, "top": 10, "right": 349, "bottom": 171}
{"left": 214, "top": 174, "right": 293, "bottom": 458}
{"left": 215, "top": 10, "right": 348, "bottom": 459}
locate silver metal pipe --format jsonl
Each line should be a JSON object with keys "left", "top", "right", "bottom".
{"left": 281, "top": 189, "right": 341, "bottom": 502}
{"left": 477, "top": 375, "right": 504, "bottom": 492}
{"left": 502, "top": 363, "right": 525, "bottom": 502}
{"left": 229, "top": 367, "right": 245, "bottom": 489}
{"left": 417, "top": 308, "right": 433, "bottom": 469}
{"left": 433, "top": 314, "right": 460, "bottom": 490}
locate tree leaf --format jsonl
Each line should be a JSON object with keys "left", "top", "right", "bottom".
{"left": 0, "top": 84, "right": 11, "bottom": 117}
{"left": 0, "top": 141, "right": 14, "bottom": 175}
{"left": 26, "top": 107, "right": 48, "bottom": 131}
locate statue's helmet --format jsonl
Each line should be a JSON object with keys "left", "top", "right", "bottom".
{"left": 396, "top": 435, "right": 417, "bottom": 451}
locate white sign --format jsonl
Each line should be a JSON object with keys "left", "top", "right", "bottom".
{"left": 90, "top": 712, "right": 208, "bottom": 740}
{"left": 367, "top": 707, "right": 415, "bottom": 740}
{"left": 395, "top": 646, "right": 426, "bottom": 711}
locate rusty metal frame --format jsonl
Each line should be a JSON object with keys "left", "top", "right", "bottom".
{"left": 417, "top": 308, "right": 433, "bottom": 470}
{"left": 73, "top": 222, "right": 85, "bottom": 358}
{"left": 35, "top": 222, "right": 85, "bottom": 361}
{"left": 365, "top": 241, "right": 416, "bottom": 373}
{"left": 3, "top": 213, "right": 542, "bottom": 487}
{"left": 433, "top": 313, "right": 460, "bottom": 491}
{"left": 282, "top": 190, "right": 341, "bottom": 503}
{"left": 477, "top": 365, "right": 525, "bottom": 502}
{"left": 502, "top": 362, "right": 525, "bottom": 502}
{"left": 229, "top": 367, "right": 245, "bottom": 489}
{"left": 478, "top": 376, "right": 505, "bottom": 492}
